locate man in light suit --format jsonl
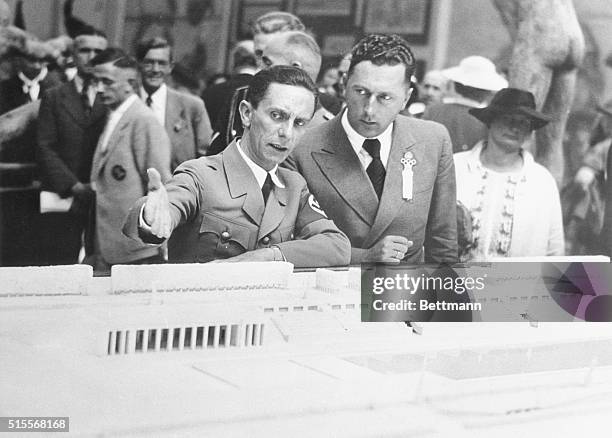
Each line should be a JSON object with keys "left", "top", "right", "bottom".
{"left": 136, "top": 37, "right": 212, "bottom": 170}
{"left": 284, "top": 34, "right": 458, "bottom": 264}
{"left": 123, "top": 66, "right": 350, "bottom": 268}
{"left": 89, "top": 48, "right": 171, "bottom": 270}
{"left": 36, "top": 27, "right": 108, "bottom": 265}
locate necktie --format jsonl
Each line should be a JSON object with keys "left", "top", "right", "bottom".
{"left": 81, "top": 79, "right": 92, "bottom": 117}
{"left": 261, "top": 173, "right": 274, "bottom": 205}
{"left": 145, "top": 94, "right": 153, "bottom": 107}
{"left": 363, "top": 138, "right": 385, "bottom": 199}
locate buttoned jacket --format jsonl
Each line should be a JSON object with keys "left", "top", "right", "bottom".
{"left": 91, "top": 97, "right": 172, "bottom": 264}
{"left": 123, "top": 140, "right": 351, "bottom": 267}
{"left": 284, "top": 113, "right": 458, "bottom": 264}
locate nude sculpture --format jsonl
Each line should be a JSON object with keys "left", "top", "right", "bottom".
{"left": 494, "top": 0, "right": 585, "bottom": 186}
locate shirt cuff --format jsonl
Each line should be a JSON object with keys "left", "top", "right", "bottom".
{"left": 271, "top": 245, "right": 286, "bottom": 261}
{"left": 139, "top": 204, "right": 153, "bottom": 232}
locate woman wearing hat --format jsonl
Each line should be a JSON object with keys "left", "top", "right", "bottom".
{"left": 454, "top": 88, "right": 564, "bottom": 260}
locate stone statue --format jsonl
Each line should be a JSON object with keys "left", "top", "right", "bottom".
{"left": 493, "top": 0, "right": 585, "bottom": 186}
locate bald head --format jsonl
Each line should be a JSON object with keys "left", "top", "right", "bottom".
{"left": 421, "top": 70, "right": 449, "bottom": 105}
{"left": 260, "top": 31, "right": 321, "bottom": 81}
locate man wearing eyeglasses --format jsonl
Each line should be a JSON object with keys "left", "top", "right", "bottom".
{"left": 136, "top": 37, "right": 213, "bottom": 170}
{"left": 36, "top": 27, "right": 108, "bottom": 265}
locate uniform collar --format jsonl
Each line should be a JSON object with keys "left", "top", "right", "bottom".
{"left": 236, "top": 139, "right": 285, "bottom": 189}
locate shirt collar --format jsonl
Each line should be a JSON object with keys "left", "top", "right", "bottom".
{"left": 466, "top": 140, "right": 534, "bottom": 173}
{"left": 140, "top": 83, "right": 167, "bottom": 101}
{"left": 340, "top": 109, "right": 394, "bottom": 161}
{"left": 73, "top": 74, "right": 84, "bottom": 93}
{"left": 236, "top": 139, "right": 285, "bottom": 189}
{"left": 109, "top": 94, "right": 138, "bottom": 119}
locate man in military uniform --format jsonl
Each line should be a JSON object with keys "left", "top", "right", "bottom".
{"left": 124, "top": 66, "right": 350, "bottom": 268}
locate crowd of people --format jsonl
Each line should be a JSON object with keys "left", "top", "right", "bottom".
{"left": 1, "top": 6, "right": 611, "bottom": 274}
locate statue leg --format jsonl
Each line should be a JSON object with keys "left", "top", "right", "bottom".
{"left": 535, "top": 69, "right": 577, "bottom": 186}
{"left": 507, "top": 44, "right": 553, "bottom": 158}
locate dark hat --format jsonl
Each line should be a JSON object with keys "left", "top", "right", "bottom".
{"left": 469, "top": 88, "right": 552, "bottom": 130}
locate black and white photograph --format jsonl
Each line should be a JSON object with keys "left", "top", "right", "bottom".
{"left": 1, "top": 0, "right": 612, "bottom": 436}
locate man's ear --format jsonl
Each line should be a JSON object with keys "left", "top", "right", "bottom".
{"left": 127, "top": 76, "right": 139, "bottom": 94}
{"left": 238, "top": 100, "right": 253, "bottom": 129}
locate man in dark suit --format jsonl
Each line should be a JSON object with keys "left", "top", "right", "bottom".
{"left": 284, "top": 34, "right": 458, "bottom": 264}
{"left": 123, "top": 66, "right": 350, "bottom": 267}
{"left": 422, "top": 56, "right": 507, "bottom": 153}
{"left": 89, "top": 48, "right": 171, "bottom": 271}
{"left": 136, "top": 37, "right": 212, "bottom": 171}
{"left": 36, "top": 27, "right": 108, "bottom": 265}
{"left": 0, "top": 51, "right": 62, "bottom": 115}
{"left": 202, "top": 40, "right": 258, "bottom": 130}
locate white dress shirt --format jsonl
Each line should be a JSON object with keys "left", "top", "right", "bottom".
{"left": 140, "top": 83, "right": 167, "bottom": 127}
{"left": 340, "top": 109, "right": 394, "bottom": 169}
{"left": 18, "top": 66, "right": 48, "bottom": 101}
{"left": 98, "top": 94, "right": 138, "bottom": 153}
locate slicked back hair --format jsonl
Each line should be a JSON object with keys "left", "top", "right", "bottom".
{"left": 250, "top": 11, "right": 305, "bottom": 35}
{"left": 136, "top": 36, "right": 173, "bottom": 62}
{"left": 272, "top": 31, "right": 321, "bottom": 81}
{"left": 90, "top": 47, "right": 138, "bottom": 70}
{"left": 349, "top": 34, "right": 416, "bottom": 83}
{"left": 246, "top": 65, "right": 318, "bottom": 111}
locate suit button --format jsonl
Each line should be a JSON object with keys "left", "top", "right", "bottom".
{"left": 221, "top": 231, "right": 231, "bottom": 241}
{"left": 262, "top": 236, "right": 270, "bottom": 245}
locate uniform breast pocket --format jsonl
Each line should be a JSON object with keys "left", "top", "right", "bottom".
{"left": 278, "top": 226, "right": 295, "bottom": 242}
{"left": 197, "top": 212, "right": 255, "bottom": 261}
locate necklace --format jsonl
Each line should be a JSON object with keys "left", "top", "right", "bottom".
{"left": 468, "top": 143, "right": 526, "bottom": 259}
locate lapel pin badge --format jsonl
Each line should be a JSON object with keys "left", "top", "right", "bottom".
{"left": 400, "top": 151, "right": 417, "bottom": 201}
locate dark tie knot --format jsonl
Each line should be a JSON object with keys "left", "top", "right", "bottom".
{"left": 363, "top": 138, "right": 381, "bottom": 159}
{"left": 146, "top": 95, "right": 153, "bottom": 107}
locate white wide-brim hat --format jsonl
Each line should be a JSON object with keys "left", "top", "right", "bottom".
{"left": 442, "top": 56, "right": 508, "bottom": 91}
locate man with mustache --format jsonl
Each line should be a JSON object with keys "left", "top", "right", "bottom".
{"left": 123, "top": 66, "right": 350, "bottom": 267}
{"left": 136, "top": 37, "right": 213, "bottom": 170}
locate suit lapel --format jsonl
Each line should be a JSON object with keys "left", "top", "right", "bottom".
{"left": 60, "top": 82, "right": 87, "bottom": 126}
{"left": 164, "top": 88, "right": 179, "bottom": 130}
{"left": 363, "top": 121, "right": 417, "bottom": 248}
{"left": 223, "top": 142, "right": 265, "bottom": 225}
{"left": 312, "top": 116, "right": 378, "bottom": 226}
{"left": 91, "top": 97, "right": 107, "bottom": 123}
{"left": 258, "top": 185, "right": 287, "bottom": 241}
{"left": 91, "top": 101, "right": 134, "bottom": 178}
